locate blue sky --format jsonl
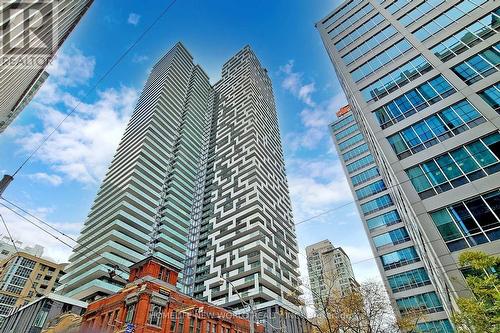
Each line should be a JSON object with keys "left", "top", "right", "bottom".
{"left": 0, "top": 0, "right": 380, "bottom": 285}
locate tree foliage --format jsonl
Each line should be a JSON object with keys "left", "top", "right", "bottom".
{"left": 453, "top": 251, "right": 500, "bottom": 333}
{"left": 299, "top": 258, "right": 418, "bottom": 333}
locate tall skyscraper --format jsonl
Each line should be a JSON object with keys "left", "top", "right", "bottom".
{"left": 187, "top": 46, "right": 305, "bottom": 332}
{"left": 318, "top": 1, "right": 500, "bottom": 332}
{"left": 306, "top": 240, "right": 358, "bottom": 311}
{"left": 0, "top": 0, "right": 94, "bottom": 132}
{"left": 59, "top": 43, "right": 214, "bottom": 301}
{"left": 60, "top": 43, "right": 306, "bottom": 332}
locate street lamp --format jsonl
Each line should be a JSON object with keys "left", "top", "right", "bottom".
{"left": 219, "top": 275, "right": 255, "bottom": 333}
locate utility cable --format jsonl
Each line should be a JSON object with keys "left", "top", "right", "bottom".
{"left": 9, "top": 0, "right": 178, "bottom": 179}
{"left": 0, "top": 213, "right": 44, "bottom": 302}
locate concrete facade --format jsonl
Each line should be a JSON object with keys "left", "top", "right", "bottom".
{"left": 318, "top": 1, "right": 500, "bottom": 332}
{"left": 306, "top": 240, "right": 358, "bottom": 312}
{"left": 0, "top": 252, "right": 65, "bottom": 322}
{"left": 0, "top": 293, "right": 86, "bottom": 333}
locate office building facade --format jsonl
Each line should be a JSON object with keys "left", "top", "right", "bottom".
{"left": 0, "top": 0, "right": 93, "bottom": 132}
{"left": 318, "top": 1, "right": 500, "bottom": 332}
{"left": 330, "top": 108, "right": 453, "bottom": 332}
{"left": 306, "top": 240, "right": 358, "bottom": 311}
{"left": 0, "top": 252, "right": 65, "bottom": 322}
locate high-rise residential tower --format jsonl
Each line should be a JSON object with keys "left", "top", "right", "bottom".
{"left": 0, "top": 0, "right": 94, "bottom": 132}
{"left": 318, "top": 1, "right": 500, "bottom": 332}
{"left": 59, "top": 43, "right": 214, "bottom": 301}
{"left": 60, "top": 43, "right": 306, "bottom": 332}
{"left": 187, "top": 46, "right": 306, "bottom": 332}
{"left": 306, "top": 240, "right": 358, "bottom": 311}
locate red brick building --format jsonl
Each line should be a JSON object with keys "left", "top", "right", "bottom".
{"left": 79, "top": 256, "right": 264, "bottom": 333}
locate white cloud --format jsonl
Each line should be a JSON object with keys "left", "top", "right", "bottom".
{"left": 0, "top": 205, "right": 80, "bottom": 263}
{"left": 47, "top": 47, "right": 95, "bottom": 86}
{"left": 279, "top": 60, "right": 316, "bottom": 107}
{"left": 11, "top": 47, "right": 139, "bottom": 185}
{"left": 279, "top": 60, "right": 347, "bottom": 151}
{"left": 127, "top": 13, "right": 141, "bottom": 26}
{"left": 287, "top": 157, "right": 353, "bottom": 222}
{"left": 15, "top": 87, "right": 138, "bottom": 184}
{"left": 27, "top": 172, "right": 63, "bottom": 186}
{"left": 132, "top": 54, "right": 149, "bottom": 63}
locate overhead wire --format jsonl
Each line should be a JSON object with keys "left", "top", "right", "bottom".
{"left": 10, "top": 0, "right": 178, "bottom": 178}
{"left": 0, "top": 213, "right": 44, "bottom": 302}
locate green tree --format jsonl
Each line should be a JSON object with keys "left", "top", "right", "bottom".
{"left": 453, "top": 251, "right": 500, "bottom": 333}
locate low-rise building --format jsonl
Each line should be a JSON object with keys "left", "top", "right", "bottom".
{"left": 0, "top": 237, "right": 44, "bottom": 261}
{"left": 0, "top": 252, "right": 65, "bottom": 321}
{"left": 80, "top": 256, "right": 264, "bottom": 333}
{"left": 0, "top": 293, "right": 86, "bottom": 333}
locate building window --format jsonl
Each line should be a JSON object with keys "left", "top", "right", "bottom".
{"left": 335, "top": 124, "right": 359, "bottom": 141}
{"left": 406, "top": 132, "right": 500, "bottom": 199}
{"left": 328, "top": 3, "right": 374, "bottom": 39}
{"left": 335, "top": 14, "right": 385, "bottom": 51}
{"left": 355, "top": 179, "right": 386, "bottom": 200}
{"left": 430, "top": 190, "right": 500, "bottom": 252}
{"left": 431, "top": 9, "right": 500, "bottom": 62}
{"left": 413, "top": 0, "right": 488, "bottom": 41}
{"left": 452, "top": 43, "right": 500, "bottom": 84}
{"left": 351, "top": 39, "right": 412, "bottom": 82}
{"left": 361, "top": 55, "right": 433, "bottom": 103}
{"left": 322, "top": 0, "right": 364, "bottom": 33}
{"left": 189, "top": 317, "right": 195, "bottom": 333}
{"left": 170, "top": 311, "right": 177, "bottom": 331}
{"left": 387, "top": 100, "right": 485, "bottom": 159}
{"left": 478, "top": 82, "right": 500, "bottom": 114}
{"left": 386, "top": 0, "right": 412, "bottom": 14}
{"left": 342, "top": 25, "right": 398, "bottom": 65}
{"left": 338, "top": 133, "right": 363, "bottom": 152}
{"left": 387, "top": 268, "right": 431, "bottom": 292}
{"left": 373, "top": 75, "right": 455, "bottom": 129}
{"left": 125, "top": 304, "right": 135, "bottom": 323}
{"left": 33, "top": 309, "right": 49, "bottom": 327}
{"left": 381, "top": 247, "right": 420, "bottom": 270}
{"left": 342, "top": 143, "right": 369, "bottom": 162}
{"left": 148, "top": 304, "right": 164, "bottom": 327}
{"left": 398, "top": 0, "right": 445, "bottom": 27}
{"left": 361, "top": 194, "right": 393, "bottom": 215}
{"left": 177, "top": 313, "right": 185, "bottom": 333}
{"left": 396, "top": 291, "right": 444, "bottom": 314}
{"left": 348, "top": 155, "right": 375, "bottom": 174}
{"left": 366, "top": 210, "right": 401, "bottom": 230}
{"left": 351, "top": 167, "right": 380, "bottom": 186}
{"left": 331, "top": 114, "right": 354, "bottom": 133}
{"left": 417, "top": 319, "right": 454, "bottom": 333}
{"left": 372, "top": 227, "right": 411, "bottom": 249}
